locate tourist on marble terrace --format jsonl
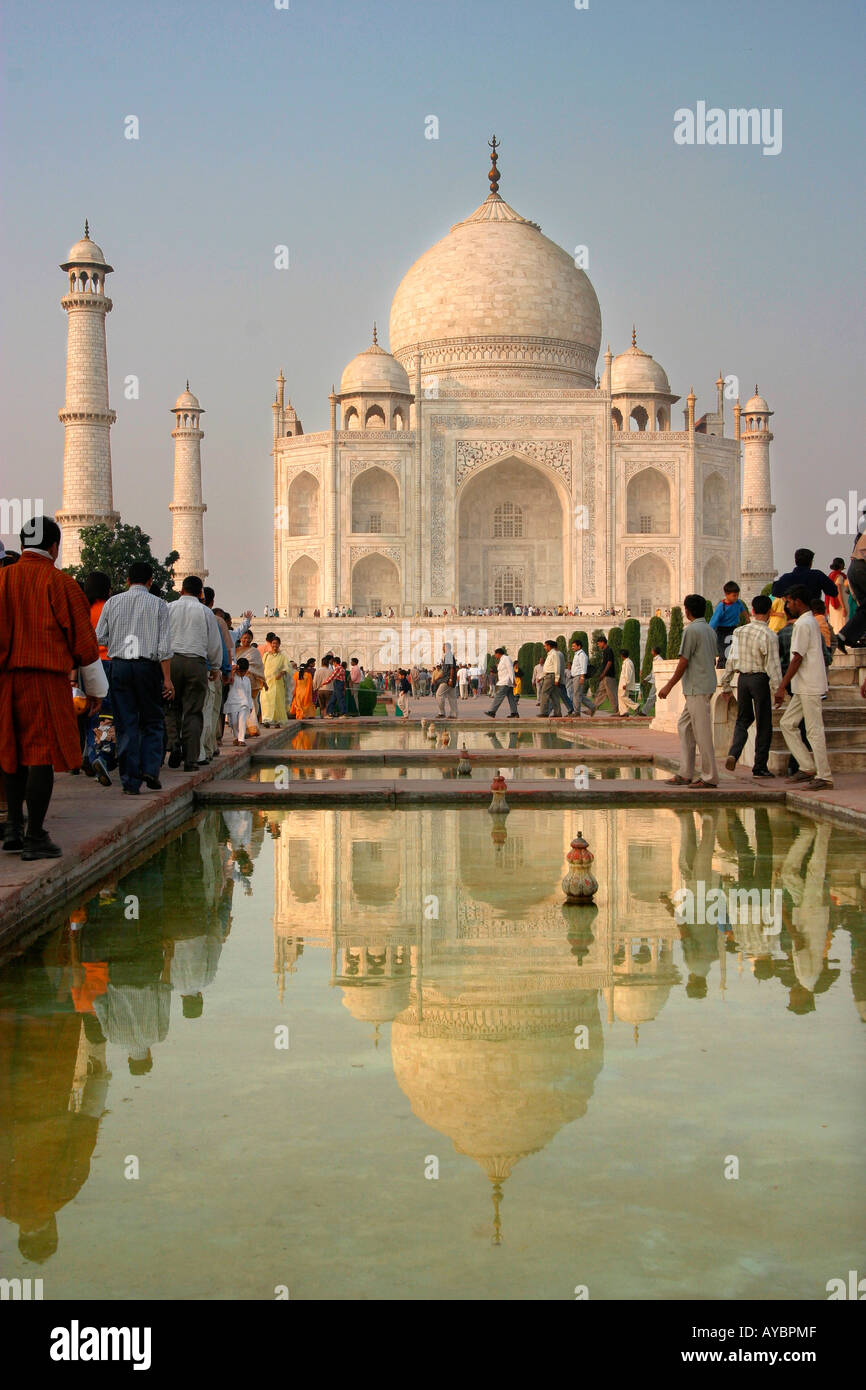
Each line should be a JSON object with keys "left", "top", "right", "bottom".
{"left": 774, "top": 586, "right": 834, "bottom": 791}
{"left": 165, "top": 577, "right": 223, "bottom": 772}
{"left": 836, "top": 529, "right": 866, "bottom": 654}
{"left": 708, "top": 581, "right": 749, "bottom": 664}
{"left": 485, "top": 647, "right": 519, "bottom": 719}
{"left": 0, "top": 517, "right": 108, "bottom": 859}
{"left": 96, "top": 560, "right": 173, "bottom": 794}
{"left": 772, "top": 547, "right": 839, "bottom": 606}
{"left": 658, "top": 593, "right": 720, "bottom": 789}
{"left": 720, "top": 593, "right": 782, "bottom": 779}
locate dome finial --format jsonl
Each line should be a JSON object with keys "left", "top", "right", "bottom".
{"left": 372, "top": 321, "right": 378, "bottom": 346}
{"left": 755, "top": 383, "right": 759, "bottom": 396}
{"left": 186, "top": 379, "right": 189, "bottom": 392}
{"left": 488, "top": 134, "right": 500, "bottom": 195}
{"left": 632, "top": 324, "right": 637, "bottom": 348}
{"left": 491, "top": 1180, "right": 504, "bottom": 1246}
{"left": 84, "top": 218, "right": 90, "bottom": 238}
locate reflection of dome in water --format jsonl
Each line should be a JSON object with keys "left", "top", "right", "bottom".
{"left": 458, "top": 819, "right": 561, "bottom": 916}
{"left": 391, "top": 996, "right": 603, "bottom": 1182}
{"left": 340, "top": 978, "right": 412, "bottom": 1023}
{"left": 613, "top": 981, "right": 674, "bottom": 1025}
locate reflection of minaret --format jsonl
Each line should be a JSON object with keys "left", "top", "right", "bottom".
{"left": 169, "top": 384, "right": 207, "bottom": 584}
{"left": 56, "top": 222, "right": 119, "bottom": 567}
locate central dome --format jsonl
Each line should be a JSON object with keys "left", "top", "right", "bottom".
{"left": 388, "top": 192, "right": 601, "bottom": 388}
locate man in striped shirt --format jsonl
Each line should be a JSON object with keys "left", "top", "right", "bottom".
{"left": 720, "top": 593, "right": 782, "bottom": 778}
{"left": 96, "top": 562, "right": 173, "bottom": 794}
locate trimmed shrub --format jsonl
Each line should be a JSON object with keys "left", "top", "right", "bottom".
{"left": 641, "top": 616, "right": 667, "bottom": 678}
{"left": 622, "top": 618, "right": 640, "bottom": 674}
{"left": 588, "top": 630, "right": 605, "bottom": 693}
{"left": 704, "top": 598, "right": 714, "bottom": 623}
{"left": 668, "top": 606, "right": 684, "bottom": 659}
{"left": 517, "top": 641, "right": 536, "bottom": 693}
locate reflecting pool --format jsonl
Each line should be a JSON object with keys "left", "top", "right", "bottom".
{"left": 250, "top": 763, "right": 659, "bottom": 782}
{"left": 0, "top": 805, "right": 863, "bottom": 1300}
{"left": 274, "top": 725, "right": 591, "bottom": 751}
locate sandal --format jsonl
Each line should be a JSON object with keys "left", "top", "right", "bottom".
{"left": 664, "top": 775, "right": 691, "bottom": 785}
{"left": 690, "top": 779, "right": 718, "bottom": 789}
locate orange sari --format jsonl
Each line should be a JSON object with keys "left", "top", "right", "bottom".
{"left": 290, "top": 670, "right": 314, "bottom": 719}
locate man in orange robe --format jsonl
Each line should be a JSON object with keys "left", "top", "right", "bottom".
{"left": 0, "top": 516, "right": 107, "bottom": 859}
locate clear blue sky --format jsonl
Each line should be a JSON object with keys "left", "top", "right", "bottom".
{"left": 1, "top": 0, "right": 863, "bottom": 605}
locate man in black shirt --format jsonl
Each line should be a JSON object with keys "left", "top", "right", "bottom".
{"left": 597, "top": 636, "right": 619, "bottom": 715}
{"left": 771, "top": 548, "right": 838, "bottom": 604}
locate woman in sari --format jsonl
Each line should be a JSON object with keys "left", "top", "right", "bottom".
{"left": 236, "top": 630, "right": 265, "bottom": 735}
{"left": 261, "top": 636, "right": 288, "bottom": 725}
{"left": 826, "top": 557, "right": 847, "bottom": 637}
{"left": 290, "top": 659, "right": 315, "bottom": 719}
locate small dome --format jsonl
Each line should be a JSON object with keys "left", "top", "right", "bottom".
{"left": 743, "top": 387, "right": 770, "bottom": 413}
{"left": 61, "top": 227, "right": 112, "bottom": 272}
{"left": 174, "top": 385, "right": 202, "bottom": 411}
{"left": 340, "top": 334, "right": 411, "bottom": 396}
{"left": 610, "top": 340, "right": 671, "bottom": 395}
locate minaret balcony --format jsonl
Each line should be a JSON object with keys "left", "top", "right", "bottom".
{"left": 61, "top": 293, "right": 113, "bottom": 311}
{"left": 58, "top": 408, "right": 117, "bottom": 425}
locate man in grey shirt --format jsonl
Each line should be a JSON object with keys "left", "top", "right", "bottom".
{"left": 658, "top": 593, "right": 720, "bottom": 786}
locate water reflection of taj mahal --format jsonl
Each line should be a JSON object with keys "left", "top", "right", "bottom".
{"left": 270, "top": 806, "right": 707, "bottom": 1236}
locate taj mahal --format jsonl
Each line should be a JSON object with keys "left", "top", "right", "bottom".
{"left": 54, "top": 141, "right": 776, "bottom": 618}
{"left": 271, "top": 140, "right": 776, "bottom": 619}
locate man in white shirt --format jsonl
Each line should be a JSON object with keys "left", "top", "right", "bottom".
{"left": 773, "top": 586, "right": 832, "bottom": 789}
{"left": 539, "top": 639, "right": 563, "bottom": 717}
{"left": 485, "top": 647, "right": 519, "bottom": 718}
{"left": 570, "top": 639, "right": 596, "bottom": 717}
{"left": 166, "top": 576, "right": 224, "bottom": 770}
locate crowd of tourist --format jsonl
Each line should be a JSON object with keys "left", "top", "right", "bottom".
{"left": 1, "top": 514, "right": 865, "bottom": 863}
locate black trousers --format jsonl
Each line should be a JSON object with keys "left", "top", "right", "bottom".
{"left": 165, "top": 655, "right": 208, "bottom": 764}
{"left": 728, "top": 671, "right": 772, "bottom": 772}
{"left": 840, "top": 556, "right": 866, "bottom": 646}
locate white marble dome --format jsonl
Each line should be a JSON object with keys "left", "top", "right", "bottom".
{"left": 61, "top": 229, "right": 111, "bottom": 270}
{"left": 743, "top": 388, "right": 770, "bottom": 413}
{"left": 388, "top": 193, "right": 601, "bottom": 387}
{"left": 340, "top": 338, "right": 411, "bottom": 396}
{"left": 173, "top": 385, "right": 201, "bottom": 411}
{"left": 609, "top": 341, "right": 671, "bottom": 395}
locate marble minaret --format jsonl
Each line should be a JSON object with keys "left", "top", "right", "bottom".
{"left": 739, "top": 386, "right": 776, "bottom": 591}
{"left": 56, "top": 222, "right": 119, "bottom": 567}
{"left": 169, "top": 383, "right": 207, "bottom": 583}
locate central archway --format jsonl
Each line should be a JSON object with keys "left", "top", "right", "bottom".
{"left": 457, "top": 456, "right": 566, "bottom": 610}
{"left": 351, "top": 552, "right": 401, "bottom": 616}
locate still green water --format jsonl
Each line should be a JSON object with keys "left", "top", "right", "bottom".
{"left": 251, "top": 763, "right": 658, "bottom": 782}
{"left": 276, "top": 726, "right": 591, "bottom": 751}
{"left": 0, "top": 805, "right": 863, "bottom": 1301}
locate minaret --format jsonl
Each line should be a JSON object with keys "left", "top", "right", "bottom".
{"left": 56, "top": 222, "right": 119, "bottom": 567}
{"left": 169, "top": 383, "right": 207, "bottom": 583}
{"left": 740, "top": 385, "right": 776, "bottom": 590}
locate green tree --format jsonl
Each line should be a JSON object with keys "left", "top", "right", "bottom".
{"left": 65, "top": 521, "right": 179, "bottom": 599}
{"left": 622, "top": 618, "right": 640, "bottom": 673}
{"left": 641, "top": 616, "right": 667, "bottom": 678}
{"left": 668, "top": 606, "right": 684, "bottom": 659}
{"left": 517, "top": 641, "right": 536, "bottom": 693}
{"left": 588, "top": 629, "right": 606, "bottom": 694}
{"left": 704, "top": 598, "right": 714, "bottom": 623}
{"left": 608, "top": 625, "right": 624, "bottom": 671}
{"left": 569, "top": 629, "right": 589, "bottom": 656}
{"left": 761, "top": 581, "right": 773, "bottom": 597}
